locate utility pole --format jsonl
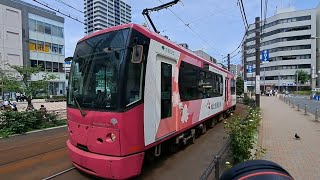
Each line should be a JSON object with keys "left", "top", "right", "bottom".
{"left": 255, "top": 17, "right": 261, "bottom": 108}
{"left": 227, "top": 54, "right": 230, "bottom": 71}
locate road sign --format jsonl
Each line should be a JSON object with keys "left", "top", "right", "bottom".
{"left": 261, "top": 49, "right": 269, "bottom": 63}
{"left": 256, "top": 75, "right": 260, "bottom": 94}
{"left": 247, "top": 65, "right": 253, "bottom": 74}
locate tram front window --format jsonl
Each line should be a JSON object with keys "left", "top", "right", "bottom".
{"left": 68, "top": 29, "right": 130, "bottom": 110}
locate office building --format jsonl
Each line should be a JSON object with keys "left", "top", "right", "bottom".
{"left": 243, "top": 7, "right": 318, "bottom": 91}
{"left": 0, "top": 0, "right": 66, "bottom": 96}
{"left": 230, "top": 64, "right": 243, "bottom": 78}
{"left": 84, "top": 0, "right": 132, "bottom": 34}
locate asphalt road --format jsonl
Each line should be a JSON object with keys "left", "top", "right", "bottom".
{"left": 0, "top": 105, "right": 248, "bottom": 180}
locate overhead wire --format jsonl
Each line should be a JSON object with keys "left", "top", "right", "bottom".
{"left": 157, "top": 0, "right": 223, "bottom": 62}
{"left": 54, "top": 0, "right": 83, "bottom": 13}
{"left": 161, "top": 5, "right": 238, "bottom": 33}
{"left": 33, "top": 0, "right": 85, "bottom": 24}
{"left": 237, "top": 0, "right": 247, "bottom": 30}
{"left": 238, "top": 0, "right": 249, "bottom": 29}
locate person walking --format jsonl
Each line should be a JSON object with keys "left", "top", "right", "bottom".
{"left": 15, "top": 92, "right": 20, "bottom": 102}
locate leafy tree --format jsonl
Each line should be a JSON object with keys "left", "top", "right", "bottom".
{"left": 236, "top": 76, "right": 244, "bottom": 96}
{"left": 294, "top": 70, "right": 309, "bottom": 85}
{"left": 4, "top": 65, "right": 56, "bottom": 108}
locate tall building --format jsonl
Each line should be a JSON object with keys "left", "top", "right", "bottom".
{"left": 230, "top": 64, "right": 243, "bottom": 78}
{"left": 243, "top": 7, "right": 319, "bottom": 91}
{"left": 0, "top": 0, "right": 66, "bottom": 98}
{"left": 84, "top": 0, "right": 132, "bottom": 34}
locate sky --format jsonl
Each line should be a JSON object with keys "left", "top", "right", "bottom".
{"left": 23, "top": 0, "right": 320, "bottom": 65}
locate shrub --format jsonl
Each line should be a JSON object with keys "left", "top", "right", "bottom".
{"left": 294, "top": 91, "right": 311, "bottom": 95}
{"left": 225, "top": 108, "right": 265, "bottom": 163}
{"left": 243, "top": 97, "right": 256, "bottom": 107}
{"left": 0, "top": 110, "right": 59, "bottom": 136}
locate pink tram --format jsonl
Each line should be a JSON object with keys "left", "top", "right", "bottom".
{"left": 66, "top": 23, "right": 236, "bottom": 179}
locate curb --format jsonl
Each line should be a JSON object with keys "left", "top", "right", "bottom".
{"left": 0, "top": 125, "right": 67, "bottom": 139}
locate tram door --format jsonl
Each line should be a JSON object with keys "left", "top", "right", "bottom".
{"left": 144, "top": 54, "right": 177, "bottom": 146}
{"left": 225, "top": 78, "right": 230, "bottom": 106}
{"left": 157, "top": 55, "right": 176, "bottom": 139}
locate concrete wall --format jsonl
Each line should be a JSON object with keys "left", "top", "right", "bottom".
{"left": 0, "top": 4, "right": 23, "bottom": 77}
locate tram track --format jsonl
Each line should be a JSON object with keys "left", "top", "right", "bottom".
{"left": 42, "top": 167, "right": 76, "bottom": 180}
{"left": 0, "top": 134, "right": 68, "bottom": 152}
{"left": 0, "top": 146, "right": 71, "bottom": 179}
{"left": 0, "top": 134, "right": 68, "bottom": 166}
{"left": 0, "top": 146, "right": 67, "bottom": 167}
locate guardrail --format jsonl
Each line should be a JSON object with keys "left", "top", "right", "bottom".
{"left": 279, "top": 94, "right": 319, "bottom": 122}
{"left": 200, "top": 139, "right": 231, "bottom": 180}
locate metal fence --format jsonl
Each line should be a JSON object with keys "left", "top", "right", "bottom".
{"left": 200, "top": 139, "right": 231, "bottom": 180}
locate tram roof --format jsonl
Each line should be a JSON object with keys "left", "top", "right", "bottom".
{"left": 79, "top": 23, "right": 233, "bottom": 76}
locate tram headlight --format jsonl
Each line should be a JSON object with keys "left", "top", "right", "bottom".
{"left": 110, "top": 133, "right": 116, "bottom": 141}
{"left": 106, "top": 133, "right": 116, "bottom": 142}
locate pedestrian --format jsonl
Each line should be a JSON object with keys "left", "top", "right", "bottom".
{"left": 16, "top": 92, "right": 20, "bottom": 102}
{"left": 3, "top": 99, "right": 9, "bottom": 108}
{"left": 11, "top": 103, "right": 17, "bottom": 111}
{"left": 39, "top": 104, "right": 47, "bottom": 112}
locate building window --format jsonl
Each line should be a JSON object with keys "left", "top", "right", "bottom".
{"left": 59, "top": 63, "right": 64, "bottom": 72}
{"left": 38, "top": 61, "right": 45, "bottom": 71}
{"left": 46, "top": 61, "right": 52, "bottom": 72}
{"left": 31, "top": 60, "right": 38, "bottom": 67}
{"left": 44, "top": 23, "right": 51, "bottom": 34}
{"left": 37, "top": 21, "right": 45, "bottom": 33}
{"left": 52, "top": 62, "right": 58, "bottom": 72}
{"left": 57, "top": 27, "right": 64, "bottom": 38}
{"left": 52, "top": 44, "right": 58, "bottom": 53}
{"left": 29, "top": 19, "right": 36, "bottom": 31}
{"left": 29, "top": 39, "right": 37, "bottom": 51}
{"left": 58, "top": 45, "right": 64, "bottom": 54}
{"left": 45, "top": 42, "right": 51, "bottom": 53}
{"left": 37, "top": 41, "right": 45, "bottom": 52}
{"left": 51, "top": 25, "right": 58, "bottom": 37}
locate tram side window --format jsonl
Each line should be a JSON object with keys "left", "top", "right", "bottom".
{"left": 179, "top": 61, "right": 223, "bottom": 101}
{"left": 179, "top": 62, "right": 201, "bottom": 101}
{"left": 231, "top": 79, "right": 236, "bottom": 95}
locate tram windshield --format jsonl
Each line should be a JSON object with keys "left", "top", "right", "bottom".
{"left": 67, "top": 29, "right": 130, "bottom": 110}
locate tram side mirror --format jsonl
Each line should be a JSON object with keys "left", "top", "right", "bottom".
{"left": 131, "top": 45, "right": 143, "bottom": 64}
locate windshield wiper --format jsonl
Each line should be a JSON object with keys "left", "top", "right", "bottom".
{"left": 103, "top": 47, "right": 127, "bottom": 53}
{"left": 73, "top": 95, "right": 87, "bottom": 117}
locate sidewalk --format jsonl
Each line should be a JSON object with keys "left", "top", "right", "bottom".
{"left": 259, "top": 96, "right": 320, "bottom": 180}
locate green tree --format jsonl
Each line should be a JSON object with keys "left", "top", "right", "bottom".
{"left": 294, "top": 70, "right": 309, "bottom": 85}
{"left": 236, "top": 76, "right": 244, "bottom": 96}
{"left": 4, "top": 65, "right": 56, "bottom": 108}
